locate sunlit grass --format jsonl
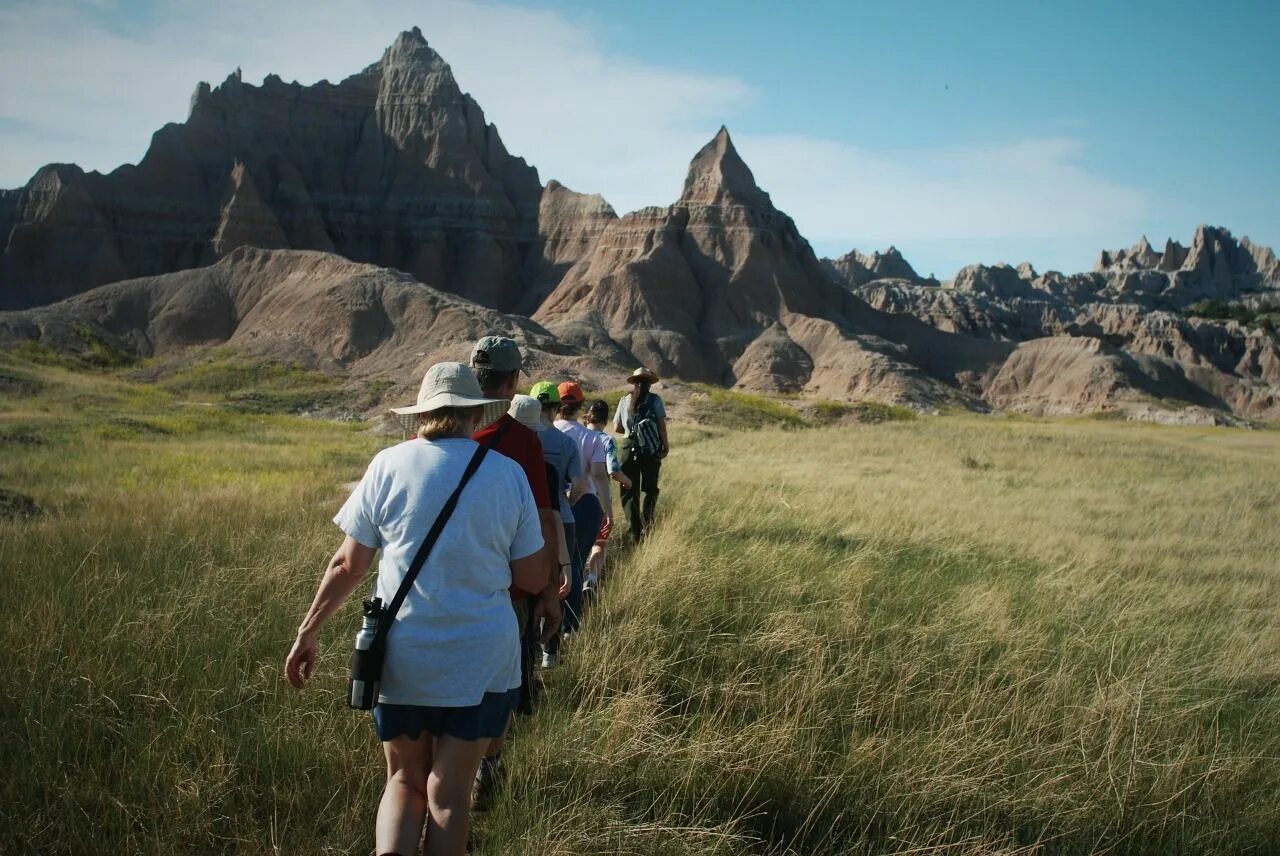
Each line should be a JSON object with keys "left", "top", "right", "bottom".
{"left": 2, "top": 349, "right": 1278, "bottom": 854}
{"left": 481, "top": 415, "right": 1280, "bottom": 854}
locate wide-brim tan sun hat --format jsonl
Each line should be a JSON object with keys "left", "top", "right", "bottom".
{"left": 391, "top": 362, "right": 503, "bottom": 415}
{"left": 626, "top": 366, "right": 659, "bottom": 384}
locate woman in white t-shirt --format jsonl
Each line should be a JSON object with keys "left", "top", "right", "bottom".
{"left": 285, "top": 362, "right": 545, "bottom": 856}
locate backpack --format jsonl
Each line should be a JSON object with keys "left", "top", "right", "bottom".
{"left": 631, "top": 395, "right": 663, "bottom": 458}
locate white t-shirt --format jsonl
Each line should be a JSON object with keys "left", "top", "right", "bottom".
{"left": 554, "top": 419, "right": 607, "bottom": 495}
{"left": 334, "top": 437, "right": 544, "bottom": 707}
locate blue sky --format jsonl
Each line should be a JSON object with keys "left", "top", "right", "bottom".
{"left": 1, "top": 0, "right": 1276, "bottom": 278}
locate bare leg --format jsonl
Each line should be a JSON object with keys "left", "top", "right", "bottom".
{"left": 425, "top": 734, "right": 490, "bottom": 855}
{"left": 587, "top": 543, "right": 605, "bottom": 576}
{"left": 473, "top": 715, "right": 511, "bottom": 814}
{"left": 375, "top": 732, "right": 435, "bottom": 855}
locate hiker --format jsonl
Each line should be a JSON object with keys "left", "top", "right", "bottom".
{"left": 284, "top": 361, "right": 545, "bottom": 856}
{"left": 509, "top": 393, "right": 576, "bottom": 593}
{"left": 584, "top": 399, "right": 632, "bottom": 583}
{"left": 613, "top": 367, "right": 669, "bottom": 543}
{"left": 467, "top": 337, "right": 565, "bottom": 807}
{"left": 524, "top": 384, "right": 589, "bottom": 666}
{"left": 553, "top": 382, "right": 611, "bottom": 629}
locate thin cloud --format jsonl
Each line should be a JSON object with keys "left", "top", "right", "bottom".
{"left": 736, "top": 133, "right": 1149, "bottom": 242}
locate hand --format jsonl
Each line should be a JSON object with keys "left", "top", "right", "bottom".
{"left": 619, "top": 474, "right": 633, "bottom": 491}
{"left": 285, "top": 631, "right": 319, "bottom": 689}
{"left": 658, "top": 447, "right": 669, "bottom": 460}
{"left": 534, "top": 589, "right": 562, "bottom": 643}
{"left": 558, "top": 568, "right": 571, "bottom": 600}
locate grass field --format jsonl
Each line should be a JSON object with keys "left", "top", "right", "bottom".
{"left": 2, "top": 350, "right": 1278, "bottom": 854}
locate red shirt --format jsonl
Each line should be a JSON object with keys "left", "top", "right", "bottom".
{"left": 474, "top": 414, "right": 551, "bottom": 597}
{"left": 474, "top": 414, "right": 551, "bottom": 509}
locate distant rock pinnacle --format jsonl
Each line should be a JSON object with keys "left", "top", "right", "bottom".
{"left": 680, "top": 126, "right": 771, "bottom": 207}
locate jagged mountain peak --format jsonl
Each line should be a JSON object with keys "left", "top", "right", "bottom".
{"left": 825, "top": 244, "right": 934, "bottom": 288}
{"left": 1, "top": 28, "right": 559, "bottom": 312}
{"left": 542, "top": 180, "right": 616, "bottom": 217}
{"left": 377, "top": 26, "right": 451, "bottom": 76}
{"left": 680, "top": 126, "right": 771, "bottom": 207}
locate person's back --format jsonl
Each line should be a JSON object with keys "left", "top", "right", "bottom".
{"left": 612, "top": 368, "right": 669, "bottom": 543}
{"left": 338, "top": 436, "right": 541, "bottom": 704}
{"left": 534, "top": 421, "right": 579, "bottom": 524}
{"left": 554, "top": 417, "right": 606, "bottom": 493}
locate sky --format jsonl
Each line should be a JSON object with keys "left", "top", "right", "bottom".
{"left": 0, "top": 0, "right": 1276, "bottom": 279}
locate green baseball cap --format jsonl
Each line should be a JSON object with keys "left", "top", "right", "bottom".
{"left": 529, "top": 381, "right": 560, "bottom": 404}
{"left": 470, "top": 336, "right": 524, "bottom": 374}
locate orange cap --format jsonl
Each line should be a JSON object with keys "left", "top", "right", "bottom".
{"left": 557, "top": 381, "right": 584, "bottom": 403}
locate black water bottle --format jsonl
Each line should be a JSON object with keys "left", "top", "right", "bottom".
{"left": 348, "top": 597, "right": 384, "bottom": 710}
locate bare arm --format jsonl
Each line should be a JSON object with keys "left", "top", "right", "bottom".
{"left": 658, "top": 418, "right": 670, "bottom": 459}
{"left": 286, "top": 536, "right": 377, "bottom": 688}
{"left": 511, "top": 550, "right": 548, "bottom": 598}
{"left": 568, "top": 474, "right": 590, "bottom": 505}
{"left": 533, "top": 509, "right": 565, "bottom": 642}
{"left": 591, "top": 461, "right": 612, "bottom": 518}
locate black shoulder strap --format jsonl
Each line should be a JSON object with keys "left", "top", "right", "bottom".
{"left": 376, "top": 419, "right": 512, "bottom": 642}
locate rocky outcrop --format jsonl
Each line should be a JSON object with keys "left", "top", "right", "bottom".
{"left": 210, "top": 161, "right": 289, "bottom": 257}
{"left": 731, "top": 323, "right": 813, "bottom": 392}
{"left": 517, "top": 180, "right": 618, "bottom": 314}
{"left": 1091, "top": 225, "right": 1280, "bottom": 305}
{"left": 0, "top": 29, "right": 592, "bottom": 313}
{"left": 982, "top": 335, "right": 1243, "bottom": 418}
{"left": 824, "top": 246, "right": 937, "bottom": 288}
{"left": 2, "top": 29, "right": 1276, "bottom": 423}
{"left": 534, "top": 127, "right": 1011, "bottom": 409}
{"left": 0, "top": 248, "right": 611, "bottom": 385}
{"left": 845, "top": 236, "right": 1280, "bottom": 420}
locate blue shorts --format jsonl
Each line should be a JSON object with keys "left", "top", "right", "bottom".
{"left": 373, "top": 688, "right": 519, "bottom": 742}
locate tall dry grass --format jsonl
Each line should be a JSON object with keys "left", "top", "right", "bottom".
{"left": 3, "top": 351, "right": 1278, "bottom": 853}
{"left": 1, "top": 355, "right": 388, "bottom": 854}
{"left": 477, "top": 416, "right": 1280, "bottom": 854}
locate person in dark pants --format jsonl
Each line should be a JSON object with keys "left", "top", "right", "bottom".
{"left": 553, "top": 382, "right": 609, "bottom": 637}
{"left": 612, "top": 367, "right": 669, "bottom": 543}
{"left": 467, "top": 337, "right": 563, "bottom": 812}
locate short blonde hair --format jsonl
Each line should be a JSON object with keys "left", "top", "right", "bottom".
{"left": 417, "top": 406, "right": 480, "bottom": 440}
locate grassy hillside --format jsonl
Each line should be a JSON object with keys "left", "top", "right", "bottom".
{"left": 2, "top": 350, "right": 1278, "bottom": 854}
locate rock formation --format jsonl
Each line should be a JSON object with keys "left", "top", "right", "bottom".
{"left": 1, "top": 29, "right": 1276, "bottom": 423}
{"left": 519, "top": 180, "right": 618, "bottom": 314}
{"left": 824, "top": 246, "right": 937, "bottom": 288}
{"left": 0, "top": 29, "right": 602, "bottom": 314}
{"left": 836, "top": 228, "right": 1280, "bottom": 420}
{"left": 0, "top": 248, "right": 610, "bottom": 385}
{"left": 533, "top": 127, "right": 1017, "bottom": 408}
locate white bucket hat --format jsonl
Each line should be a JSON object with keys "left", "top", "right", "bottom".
{"left": 508, "top": 394, "right": 543, "bottom": 431}
{"left": 391, "top": 362, "right": 502, "bottom": 416}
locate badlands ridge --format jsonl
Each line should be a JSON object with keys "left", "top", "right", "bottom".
{"left": 2, "top": 29, "right": 1277, "bottom": 422}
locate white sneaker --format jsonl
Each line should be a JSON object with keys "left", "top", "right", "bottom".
{"left": 540, "top": 649, "right": 559, "bottom": 668}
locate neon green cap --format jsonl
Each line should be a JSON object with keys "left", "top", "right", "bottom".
{"left": 529, "top": 381, "right": 560, "bottom": 404}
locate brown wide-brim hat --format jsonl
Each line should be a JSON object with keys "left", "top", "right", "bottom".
{"left": 626, "top": 367, "right": 659, "bottom": 384}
